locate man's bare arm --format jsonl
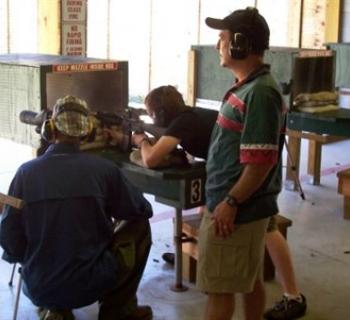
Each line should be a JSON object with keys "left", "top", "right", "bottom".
{"left": 228, "top": 163, "right": 274, "bottom": 203}
{"left": 138, "top": 135, "right": 180, "bottom": 168}
{"left": 212, "top": 163, "right": 274, "bottom": 237}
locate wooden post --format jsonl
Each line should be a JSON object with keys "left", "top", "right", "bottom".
{"left": 186, "top": 49, "right": 197, "bottom": 107}
{"left": 38, "top": 0, "right": 61, "bottom": 54}
{"left": 325, "top": 0, "right": 341, "bottom": 43}
{"left": 38, "top": 0, "right": 87, "bottom": 56}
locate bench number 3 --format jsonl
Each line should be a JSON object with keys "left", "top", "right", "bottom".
{"left": 190, "top": 179, "right": 202, "bottom": 204}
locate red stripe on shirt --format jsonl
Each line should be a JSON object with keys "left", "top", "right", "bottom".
{"left": 240, "top": 149, "right": 278, "bottom": 165}
{"left": 217, "top": 113, "right": 243, "bottom": 132}
{"left": 226, "top": 93, "right": 246, "bottom": 113}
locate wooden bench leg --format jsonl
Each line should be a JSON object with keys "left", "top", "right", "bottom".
{"left": 337, "top": 169, "right": 350, "bottom": 220}
{"left": 344, "top": 196, "right": 350, "bottom": 220}
{"left": 307, "top": 140, "right": 322, "bottom": 185}
{"left": 182, "top": 252, "right": 197, "bottom": 283}
{"left": 285, "top": 135, "right": 301, "bottom": 191}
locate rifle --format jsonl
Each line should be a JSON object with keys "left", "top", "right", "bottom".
{"left": 19, "top": 107, "right": 166, "bottom": 152}
{"left": 93, "top": 108, "right": 166, "bottom": 139}
{"left": 19, "top": 110, "right": 51, "bottom": 133}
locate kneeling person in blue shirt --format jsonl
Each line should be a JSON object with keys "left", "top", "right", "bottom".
{"left": 0, "top": 96, "right": 153, "bottom": 320}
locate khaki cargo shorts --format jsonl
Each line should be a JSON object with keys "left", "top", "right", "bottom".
{"left": 196, "top": 209, "right": 268, "bottom": 294}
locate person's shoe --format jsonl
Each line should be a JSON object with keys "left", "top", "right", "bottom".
{"left": 122, "top": 305, "right": 153, "bottom": 320}
{"left": 38, "top": 308, "right": 75, "bottom": 320}
{"left": 264, "top": 294, "right": 307, "bottom": 320}
{"left": 162, "top": 252, "right": 175, "bottom": 265}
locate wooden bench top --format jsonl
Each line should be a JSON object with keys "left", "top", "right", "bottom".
{"left": 337, "top": 168, "right": 350, "bottom": 179}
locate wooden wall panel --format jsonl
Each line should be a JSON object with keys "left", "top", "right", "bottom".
{"left": 325, "top": 0, "right": 340, "bottom": 43}
{"left": 258, "top": 0, "right": 300, "bottom": 47}
{"left": 0, "top": 1, "right": 9, "bottom": 53}
{"left": 301, "top": 0, "right": 327, "bottom": 48}
{"left": 38, "top": 0, "right": 61, "bottom": 54}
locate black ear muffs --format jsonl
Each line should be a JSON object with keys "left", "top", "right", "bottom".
{"left": 229, "top": 7, "right": 259, "bottom": 60}
{"left": 84, "top": 116, "right": 96, "bottom": 142}
{"left": 40, "top": 115, "right": 95, "bottom": 142}
{"left": 230, "top": 32, "right": 251, "bottom": 59}
{"left": 153, "top": 107, "right": 169, "bottom": 127}
{"left": 40, "top": 118, "right": 56, "bottom": 142}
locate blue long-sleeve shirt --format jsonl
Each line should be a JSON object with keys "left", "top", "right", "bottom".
{"left": 0, "top": 143, "right": 152, "bottom": 308}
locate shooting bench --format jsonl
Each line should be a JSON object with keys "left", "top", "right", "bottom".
{"left": 97, "top": 149, "right": 206, "bottom": 291}
{"left": 337, "top": 168, "right": 350, "bottom": 219}
{"left": 181, "top": 213, "right": 292, "bottom": 283}
{"left": 285, "top": 130, "right": 346, "bottom": 188}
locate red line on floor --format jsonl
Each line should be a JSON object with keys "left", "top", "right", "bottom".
{"left": 150, "top": 208, "right": 198, "bottom": 224}
{"left": 299, "top": 163, "right": 350, "bottom": 182}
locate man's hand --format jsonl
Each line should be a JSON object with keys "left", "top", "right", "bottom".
{"left": 211, "top": 201, "right": 237, "bottom": 237}
{"left": 132, "top": 133, "right": 149, "bottom": 147}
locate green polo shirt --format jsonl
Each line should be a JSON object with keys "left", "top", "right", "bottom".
{"left": 205, "top": 65, "right": 286, "bottom": 224}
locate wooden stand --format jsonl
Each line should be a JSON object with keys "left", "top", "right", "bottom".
{"left": 337, "top": 169, "right": 350, "bottom": 220}
{"left": 181, "top": 213, "right": 292, "bottom": 283}
{"left": 286, "top": 130, "right": 346, "bottom": 188}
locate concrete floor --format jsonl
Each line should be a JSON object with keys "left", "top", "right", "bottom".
{"left": 0, "top": 137, "right": 350, "bottom": 320}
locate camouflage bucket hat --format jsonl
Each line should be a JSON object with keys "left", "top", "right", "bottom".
{"left": 52, "top": 95, "right": 90, "bottom": 138}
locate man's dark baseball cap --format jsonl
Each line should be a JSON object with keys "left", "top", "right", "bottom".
{"left": 205, "top": 7, "right": 270, "bottom": 51}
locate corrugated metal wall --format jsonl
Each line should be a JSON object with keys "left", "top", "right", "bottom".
{"left": 0, "top": 63, "right": 41, "bottom": 147}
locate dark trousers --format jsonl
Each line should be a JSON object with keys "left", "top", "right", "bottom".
{"left": 98, "top": 218, "right": 152, "bottom": 320}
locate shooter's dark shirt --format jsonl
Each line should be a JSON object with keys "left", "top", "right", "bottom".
{"left": 164, "top": 106, "right": 218, "bottom": 159}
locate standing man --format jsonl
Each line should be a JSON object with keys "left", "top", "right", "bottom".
{"left": 0, "top": 96, "right": 153, "bottom": 320}
{"left": 126, "top": 84, "right": 306, "bottom": 320}
{"left": 197, "top": 8, "right": 286, "bottom": 320}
